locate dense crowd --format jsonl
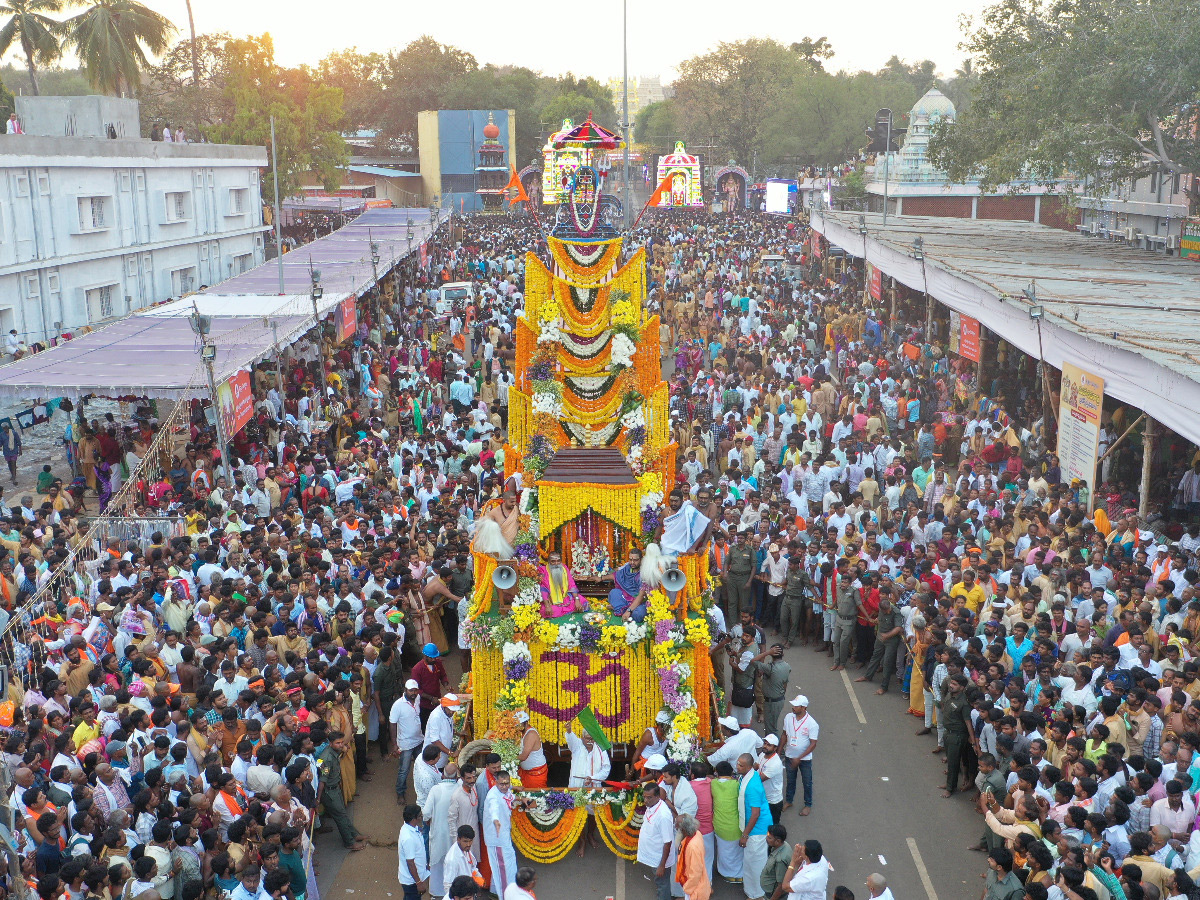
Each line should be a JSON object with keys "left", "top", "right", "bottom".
{"left": 2, "top": 205, "right": 1199, "bottom": 900}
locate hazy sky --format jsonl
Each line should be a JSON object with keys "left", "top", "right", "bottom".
{"left": 71, "top": 0, "right": 991, "bottom": 82}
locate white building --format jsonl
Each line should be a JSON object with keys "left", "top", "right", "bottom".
{"left": 1075, "top": 170, "right": 1194, "bottom": 251}
{"left": 0, "top": 96, "right": 268, "bottom": 346}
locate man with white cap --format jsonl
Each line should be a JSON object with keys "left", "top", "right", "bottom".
{"left": 424, "top": 693, "right": 460, "bottom": 770}
{"left": 390, "top": 679, "right": 424, "bottom": 801}
{"left": 781, "top": 695, "right": 819, "bottom": 816}
{"left": 708, "top": 715, "right": 764, "bottom": 769}
{"left": 757, "top": 734, "right": 785, "bottom": 823}
{"left": 566, "top": 723, "right": 612, "bottom": 857}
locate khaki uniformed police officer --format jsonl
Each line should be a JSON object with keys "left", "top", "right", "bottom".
{"left": 318, "top": 731, "right": 366, "bottom": 851}
{"left": 723, "top": 530, "right": 756, "bottom": 619}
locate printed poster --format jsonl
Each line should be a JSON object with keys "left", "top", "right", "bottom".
{"left": 1057, "top": 361, "right": 1105, "bottom": 495}
{"left": 217, "top": 370, "right": 254, "bottom": 437}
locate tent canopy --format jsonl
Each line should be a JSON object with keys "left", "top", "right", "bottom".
{"left": 0, "top": 207, "right": 445, "bottom": 403}
{"left": 810, "top": 211, "right": 1200, "bottom": 446}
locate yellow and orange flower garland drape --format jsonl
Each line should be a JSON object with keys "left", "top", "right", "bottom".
{"left": 512, "top": 806, "right": 589, "bottom": 864}
{"left": 537, "top": 481, "right": 643, "bottom": 539}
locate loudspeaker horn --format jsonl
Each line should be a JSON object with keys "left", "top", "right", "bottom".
{"left": 492, "top": 565, "right": 517, "bottom": 591}
{"left": 662, "top": 567, "right": 687, "bottom": 593}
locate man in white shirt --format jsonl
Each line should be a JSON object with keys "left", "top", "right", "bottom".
{"left": 483, "top": 771, "right": 519, "bottom": 898}
{"left": 637, "top": 782, "right": 676, "bottom": 900}
{"left": 707, "top": 715, "right": 764, "bottom": 769}
{"left": 397, "top": 804, "right": 429, "bottom": 899}
{"left": 565, "top": 728, "right": 611, "bottom": 788}
{"left": 780, "top": 695, "right": 819, "bottom": 814}
{"left": 390, "top": 679, "right": 424, "bottom": 799}
{"left": 757, "top": 734, "right": 785, "bottom": 821}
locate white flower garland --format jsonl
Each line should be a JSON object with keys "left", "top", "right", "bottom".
{"left": 532, "top": 392, "right": 563, "bottom": 417}
{"left": 611, "top": 333, "right": 635, "bottom": 368}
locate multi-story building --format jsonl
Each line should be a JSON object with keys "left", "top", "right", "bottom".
{"left": 1076, "top": 171, "right": 1195, "bottom": 252}
{"left": 0, "top": 95, "right": 268, "bottom": 345}
{"left": 606, "top": 76, "right": 666, "bottom": 139}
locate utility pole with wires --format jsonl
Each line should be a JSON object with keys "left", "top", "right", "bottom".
{"left": 190, "top": 302, "right": 232, "bottom": 484}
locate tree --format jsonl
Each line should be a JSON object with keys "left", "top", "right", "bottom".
{"left": 634, "top": 99, "right": 677, "bottom": 153}
{"left": 876, "top": 55, "right": 938, "bottom": 95}
{"left": 315, "top": 48, "right": 386, "bottom": 134}
{"left": 440, "top": 64, "right": 545, "bottom": 163}
{"left": 0, "top": 0, "right": 65, "bottom": 95}
{"left": 207, "top": 34, "right": 349, "bottom": 200}
{"left": 377, "top": 36, "right": 477, "bottom": 150}
{"left": 789, "top": 36, "right": 834, "bottom": 73}
{"left": 940, "top": 58, "right": 979, "bottom": 115}
{"left": 928, "top": 0, "right": 1200, "bottom": 190}
{"left": 64, "top": 0, "right": 175, "bottom": 95}
{"left": 761, "top": 70, "right": 917, "bottom": 169}
{"left": 139, "top": 31, "right": 228, "bottom": 135}
{"left": 672, "top": 38, "right": 808, "bottom": 163}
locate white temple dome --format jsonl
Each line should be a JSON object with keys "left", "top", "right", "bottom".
{"left": 910, "top": 88, "right": 956, "bottom": 123}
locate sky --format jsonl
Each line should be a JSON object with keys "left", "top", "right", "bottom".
{"left": 57, "top": 0, "right": 992, "bottom": 82}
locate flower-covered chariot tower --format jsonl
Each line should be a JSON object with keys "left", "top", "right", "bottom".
{"left": 463, "top": 117, "right": 718, "bottom": 862}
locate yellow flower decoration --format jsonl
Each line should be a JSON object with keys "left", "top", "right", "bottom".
{"left": 671, "top": 707, "right": 699, "bottom": 737}
{"left": 599, "top": 625, "right": 627, "bottom": 654}
{"left": 539, "top": 292, "right": 559, "bottom": 324}
{"left": 512, "top": 603, "right": 540, "bottom": 632}
{"left": 536, "top": 620, "right": 560, "bottom": 646}
{"left": 684, "top": 616, "right": 711, "bottom": 647}
{"left": 638, "top": 471, "right": 664, "bottom": 496}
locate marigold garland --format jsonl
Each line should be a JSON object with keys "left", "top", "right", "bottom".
{"left": 537, "top": 481, "right": 642, "bottom": 537}
{"left": 513, "top": 808, "right": 588, "bottom": 863}
{"left": 549, "top": 237, "right": 623, "bottom": 286}
{"left": 470, "top": 553, "right": 498, "bottom": 619}
{"left": 595, "top": 803, "right": 642, "bottom": 858}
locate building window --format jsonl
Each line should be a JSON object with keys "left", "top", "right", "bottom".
{"left": 171, "top": 266, "right": 197, "bottom": 295}
{"left": 234, "top": 253, "right": 253, "bottom": 274}
{"left": 164, "top": 191, "right": 192, "bottom": 223}
{"left": 227, "top": 188, "right": 249, "bottom": 216}
{"left": 77, "top": 196, "right": 110, "bottom": 232}
{"left": 86, "top": 284, "right": 117, "bottom": 321}
{"left": 14, "top": 174, "right": 29, "bottom": 197}
{"left": 1174, "top": 172, "right": 1182, "bottom": 195}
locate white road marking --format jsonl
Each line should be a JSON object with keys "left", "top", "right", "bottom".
{"left": 907, "top": 837, "right": 939, "bottom": 900}
{"left": 878, "top": 855, "right": 887, "bottom": 866}
{"left": 615, "top": 855, "right": 625, "bottom": 900}
{"left": 840, "top": 669, "right": 868, "bottom": 724}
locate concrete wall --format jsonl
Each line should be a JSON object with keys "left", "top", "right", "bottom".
{"left": 16, "top": 95, "right": 141, "bottom": 139}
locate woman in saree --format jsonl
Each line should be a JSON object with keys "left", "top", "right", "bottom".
{"left": 906, "top": 614, "right": 932, "bottom": 718}
{"left": 78, "top": 430, "right": 100, "bottom": 491}
{"left": 328, "top": 689, "right": 357, "bottom": 802}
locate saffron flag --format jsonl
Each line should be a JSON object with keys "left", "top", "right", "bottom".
{"left": 575, "top": 705, "right": 613, "bottom": 751}
{"left": 647, "top": 174, "right": 673, "bottom": 207}
{"left": 504, "top": 166, "right": 530, "bottom": 207}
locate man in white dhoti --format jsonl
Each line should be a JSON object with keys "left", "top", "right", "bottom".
{"left": 736, "top": 753, "right": 772, "bottom": 900}
{"left": 483, "top": 770, "right": 520, "bottom": 897}
{"left": 422, "top": 763, "right": 459, "bottom": 898}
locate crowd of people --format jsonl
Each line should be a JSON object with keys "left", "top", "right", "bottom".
{"left": 0, "top": 204, "right": 1199, "bottom": 900}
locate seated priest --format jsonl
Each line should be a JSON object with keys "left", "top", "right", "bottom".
{"left": 604, "top": 547, "right": 649, "bottom": 622}
{"left": 539, "top": 550, "right": 586, "bottom": 617}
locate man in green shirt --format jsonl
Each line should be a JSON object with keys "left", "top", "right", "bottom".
{"left": 974, "top": 753, "right": 1009, "bottom": 853}
{"left": 760, "top": 824, "right": 791, "bottom": 900}
{"left": 982, "top": 847, "right": 1024, "bottom": 900}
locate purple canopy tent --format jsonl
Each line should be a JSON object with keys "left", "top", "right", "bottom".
{"left": 0, "top": 207, "right": 446, "bottom": 403}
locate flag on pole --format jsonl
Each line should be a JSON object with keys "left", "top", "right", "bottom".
{"left": 575, "top": 705, "right": 612, "bottom": 751}
{"left": 647, "top": 174, "right": 673, "bottom": 208}
{"left": 503, "top": 165, "right": 530, "bottom": 207}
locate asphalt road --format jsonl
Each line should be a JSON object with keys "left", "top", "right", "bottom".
{"left": 322, "top": 636, "right": 991, "bottom": 900}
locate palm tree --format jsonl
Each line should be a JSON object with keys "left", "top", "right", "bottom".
{"left": 0, "top": 0, "right": 66, "bottom": 95}
{"left": 64, "top": 0, "right": 175, "bottom": 96}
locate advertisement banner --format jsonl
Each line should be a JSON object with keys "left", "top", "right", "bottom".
{"left": 334, "top": 297, "right": 357, "bottom": 343}
{"left": 1183, "top": 217, "right": 1200, "bottom": 260}
{"left": 868, "top": 264, "right": 882, "bottom": 301}
{"left": 1057, "top": 361, "right": 1105, "bottom": 495}
{"left": 958, "top": 315, "right": 981, "bottom": 362}
{"left": 809, "top": 231, "right": 822, "bottom": 259}
{"left": 216, "top": 370, "right": 254, "bottom": 438}
{"left": 419, "top": 242, "right": 429, "bottom": 267}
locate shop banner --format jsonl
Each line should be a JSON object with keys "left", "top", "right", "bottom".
{"left": 1057, "top": 361, "right": 1105, "bottom": 495}
{"left": 217, "top": 370, "right": 254, "bottom": 437}
{"left": 334, "top": 297, "right": 357, "bottom": 343}
{"left": 1183, "top": 217, "right": 1200, "bottom": 260}
{"left": 958, "top": 315, "right": 981, "bottom": 362}
{"left": 868, "top": 263, "right": 882, "bottom": 301}
{"left": 419, "top": 242, "right": 429, "bottom": 267}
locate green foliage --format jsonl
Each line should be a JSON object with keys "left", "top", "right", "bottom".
{"left": 761, "top": 70, "right": 918, "bottom": 169}
{"left": 634, "top": 100, "right": 677, "bottom": 154}
{"left": 927, "top": 0, "right": 1200, "bottom": 191}
{"left": 377, "top": 35, "right": 478, "bottom": 150}
{"left": 139, "top": 31, "right": 229, "bottom": 135}
{"left": 315, "top": 48, "right": 386, "bottom": 134}
{"left": 789, "top": 36, "right": 834, "bottom": 73}
{"left": 0, "top": 61, "right": 86, "bottom": 96}
{"left": 671, "top": 38, "right": 809, "bottom": 163}
{"left": 206, "top": 34, "right": 349, "bottom": 201}
{"left": 63, "top": 0, "right": 175, "bottom": 95}
{"left": 0, "top": 0, "right": 66, "bottom": 95}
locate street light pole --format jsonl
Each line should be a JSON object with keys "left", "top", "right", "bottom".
{"left": 191, "top": 304, "right": 232, "bottom": 483}
{"left": 310, "top": 263, "right": 326, "bottom": 420}
{"left": 270, "top": 116, "right": 285, "bottom": 295}
{"left": 368, "top": 227, "right": 382, "bottom": 333}
{"left": 622, "top": 0, "right": 631, "bottom": 231}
